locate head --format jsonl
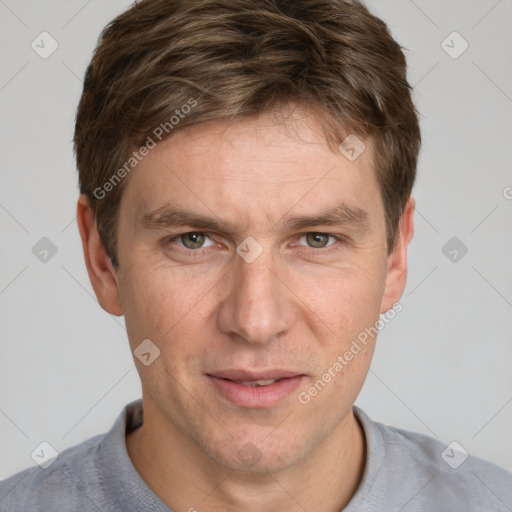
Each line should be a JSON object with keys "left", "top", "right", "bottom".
{"left": 75, "top": 0, "right": 420, "bottom": 473}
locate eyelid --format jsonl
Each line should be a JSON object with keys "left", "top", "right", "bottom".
{"left": 167, "top": 232, "right": 216, "bottom": 249}
{"left": 163, "top": 231, "right": 348, "bottom": 253}
{"left": 296, "top": 232, "right": 339, "bottom": 247}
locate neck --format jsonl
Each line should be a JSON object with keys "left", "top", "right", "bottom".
{"left": 126, "top": 400, "right": 366, "bottom": 512}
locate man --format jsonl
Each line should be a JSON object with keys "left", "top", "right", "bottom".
{"left": 1, "top": 0, "right": 511, "bottom": 510}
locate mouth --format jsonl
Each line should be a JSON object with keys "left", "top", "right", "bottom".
{"left": 206, "top": 370, "right": 306, "bottom": 408}
{"left": 234, "top": 378, "right": 283, "bottom": 387}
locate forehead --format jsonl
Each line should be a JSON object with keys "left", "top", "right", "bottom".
{"left": 119, "top": 108, "right": 381, "bottom": 232}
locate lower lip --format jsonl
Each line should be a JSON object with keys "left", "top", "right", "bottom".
{"left": 207, "top": 375, "right": 305, "bottom": 408}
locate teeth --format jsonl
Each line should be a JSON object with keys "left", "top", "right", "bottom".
{"left": 238, "top": 379, "right": 278, "bottom": 387}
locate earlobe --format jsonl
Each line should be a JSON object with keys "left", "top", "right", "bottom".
{"left": 76, "top": 195, "right": 123, "bottom": 316}
{"left": 379, "top": 196, "right": 415, "bottom": 314}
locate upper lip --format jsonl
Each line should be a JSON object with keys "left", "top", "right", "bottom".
{"left": 207, "top": 369, "right": 304, "bottom": 381}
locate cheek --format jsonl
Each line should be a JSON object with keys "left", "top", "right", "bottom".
{"left": 297, "top": 262, "right": 385, "bottom": 338}
{"left": 119, "top": 263, "right": 219, "bottom": 351}
{"left": 118, "top": 266, "right": 177, "bottom": 345}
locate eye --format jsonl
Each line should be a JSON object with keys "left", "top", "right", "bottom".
{"left": 170, "top": 232, "right": 216, "bottom": 250}
{"left": 298, "top": 232, "right": 338, "bottom": 249}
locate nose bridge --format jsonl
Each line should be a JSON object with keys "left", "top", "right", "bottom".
{"left": 216, "top": 247, "right": 294, "bottom": 344}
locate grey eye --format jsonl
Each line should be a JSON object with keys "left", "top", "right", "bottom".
{"left": 180, "top": 232, "right": 207, "bottom": 249}
{"left": 304, "top": 233, "right": 332, "bottom": 248}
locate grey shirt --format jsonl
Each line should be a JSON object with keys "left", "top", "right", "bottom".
{"left": 1, "top": 399, "right": 511, "bottom": 511}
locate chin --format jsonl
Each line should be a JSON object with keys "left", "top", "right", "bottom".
{"left": 205, "top": 435, "right": 310, "bottom": 474}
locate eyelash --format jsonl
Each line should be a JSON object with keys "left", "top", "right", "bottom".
{"left": 163, "top": 232, "right": 347, "bottom": 258}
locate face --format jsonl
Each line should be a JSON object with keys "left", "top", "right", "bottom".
{"left": 93, "top": 106, "right": 408, "bottom": 473}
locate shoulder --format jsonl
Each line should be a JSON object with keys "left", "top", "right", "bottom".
{"left": 0, "top": 399, "right": 143, "bottom": 512}
{"left": 352, "top": 407, "right": 512, "bottom": 511}
{"left": 0, "top": 432, "right": 108, "bottom": 511}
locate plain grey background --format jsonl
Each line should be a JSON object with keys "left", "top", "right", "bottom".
{"left": 1, "top": 0, "right": 511, "bottom": 480}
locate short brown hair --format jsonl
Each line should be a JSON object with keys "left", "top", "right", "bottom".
{"left": 74, "top": 0, "right": 421, "bottom": 268}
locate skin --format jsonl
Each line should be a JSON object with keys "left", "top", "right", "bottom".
{"left": 77, "top": 105, "right": 415, "bottom": 512}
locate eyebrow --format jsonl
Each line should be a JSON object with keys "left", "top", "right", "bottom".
{"left": 138, "top": 202, "right": 370, "bottom": 235}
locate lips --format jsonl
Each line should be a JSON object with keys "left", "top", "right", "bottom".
{"left": 206, "top": 370, "right": 306, "bottom": 408}
{"left": 238, "top": 379, "right": 279, "bottom": 387}
{"left": 208, "top": 369, "right": 302, "bottom": 382}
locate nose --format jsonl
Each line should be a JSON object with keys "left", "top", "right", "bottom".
{"left": 216, "top": 248, "right": 296, "bottom": 345}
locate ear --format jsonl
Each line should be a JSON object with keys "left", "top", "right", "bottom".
{"left": 380, "top": 196, "right": 415, "bottom": 314}
{"left": 76, "top": 194, "right": 123, "bottom": 316}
